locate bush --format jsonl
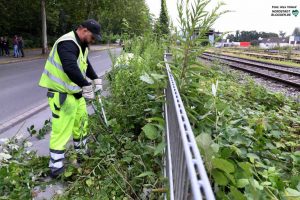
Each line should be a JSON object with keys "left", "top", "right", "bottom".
{"left": 100, "top": 33, "right": 121, "bottom": 44}
{"left": 57, "top": 35, "right": 167, "bottom": 199}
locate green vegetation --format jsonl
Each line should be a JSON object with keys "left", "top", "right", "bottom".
{"left": 226, "top": 30, "right": 278, "bottom": 43}
{"left": 0, "top": 133, "right": 49, "bottom": 199}
{"left": 54, "top": 36, "right": 167, "bottom": 199}
{"left": 0, "top": 0, "right": 152, "bottom": 47}
{"left": 0, "top": 1, "right": 299, "bottom": 199}
{"left": 292, "top": 27, "right": 300, "bottom": 37}
{"left": 170, "top": 0, "right": 300, "bottom": 199}
{"left": 184, "top": 61, "right": 300, "bottom": 199}
{"left": 154, "top": 0, "right": 170, "bottom": 37}
{"left": 27, "top": 119, "right": 51, "bottom": 140}
{"left": 0, "top": 35, "right": 167, "bottom": 199}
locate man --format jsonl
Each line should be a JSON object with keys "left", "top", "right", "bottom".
{"left": 13, "top": 35, "right": 19, "bottom": 58}
{"left": 18, "top": 36, "right": 24, "bottom": 57}
{"left": 0, "top": 37, "right": 4, "bottom": 56}
{"left": 3, "top": 37, "right": 9, "bottom": 56}
{"left": 39, "top": 19, "right": 103, "bottom": 178}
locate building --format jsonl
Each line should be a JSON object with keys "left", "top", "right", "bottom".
{"left": 259, "top": 37, "right": 289, "bottom": 49}
{"left": 289, "top": 35, "right": 300, "bottom": 46}
{"left": 214, "top": 40, "right": 250, "bottom": 48}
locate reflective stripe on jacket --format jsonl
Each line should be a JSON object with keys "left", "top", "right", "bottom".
{"left": 39, "top": 31, "right": 88, "bottom": 94}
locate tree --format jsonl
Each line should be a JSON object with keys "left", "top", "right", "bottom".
{"left": 259, "top": 31, "right": 278, "bottom": 38}
{"left": 98, "top": 0, "right": 151, "bottom": 36}
{"left": 227, "top": 30, "right": 278, "bottom": 42}
{"left": 41, "top": 0, "right": 48, "bottom": 54}
{"left": 153, "top": 18, "right": 161, "bottom": 35}
{"left": 235, "top": 30, "right": 240, "bottom": 41}
{"left": 279, "top": 30, "right": 286, "bottom": 38}
{"left": 0, "top": 0, "right": 152, "bottom": 47}
{"left": 174, "top": 0, "right": 227, "bottom": 89}
{"left": 226, "top": 34, "right": 235, "bottom": 42}
{"left": 239, "top": 30, "right": 258, "bottom": 42}
{"left": 121, "top": 18, "right": 131, "bottom": 37}
{"left": 292, "top": 27, "right": 300, "bottom": 36}
{"left": 158, "top": 0, "right": 170, "bottom": 36}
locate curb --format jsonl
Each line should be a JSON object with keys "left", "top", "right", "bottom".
{"left": 0, "top": 55, "right": 47, "bottom": 65}
{"left": 0, "top": 102, "right": 48, "bottom": 134}
{"left": 90, "top": 46, "right": 118, "bottom": 52}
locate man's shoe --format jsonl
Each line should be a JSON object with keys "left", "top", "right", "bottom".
{"left": 77, "top": 150, "right": 91, "bottom": 164}
{"left": 49, "top": 166, "right": 65, "bottom": 179}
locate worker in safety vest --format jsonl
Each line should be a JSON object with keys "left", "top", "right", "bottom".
{"left": 39, "top": 19, "right": 102, "bottom": 178}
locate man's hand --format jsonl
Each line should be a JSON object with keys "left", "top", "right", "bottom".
{"left": 82, "top": 85, "right": 95, "bottom": 100}
{"left": 93, "top": 78, "right": 102, "bottom": 92}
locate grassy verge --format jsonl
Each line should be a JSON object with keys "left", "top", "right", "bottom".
{"left": 170, "top": 1, "right": 300, "bottom": 197}
{"left": 171, "top": 51, "right": 300, "bottom": 199}
{"left": 55, "top": 35, "right": 167, "bottom": 199}
{"left": 0, "top": 133, "right": 49, "bottom": 199}
{"left": 209, "top": 48, "right": 300, "bottom": 68}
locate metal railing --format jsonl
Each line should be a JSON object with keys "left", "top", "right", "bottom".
{"left": 164, "top": 54, "right": 215, "bottom": 200}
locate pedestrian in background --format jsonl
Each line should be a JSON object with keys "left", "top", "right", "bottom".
{"left": 3, "top": 37, "right": 9, "bottom": 56}
{"left": 0, "top": 37, "right": 4, "bottom": 56}
{"left": 13, "top": 35, "right": 19, "bottom": 58}
{"left": 18, "top": 36, "right": 24, "bottom": 57}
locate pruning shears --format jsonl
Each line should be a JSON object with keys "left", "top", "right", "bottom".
{"left": 91, "top": 90, "right": 108, "bottom": 128}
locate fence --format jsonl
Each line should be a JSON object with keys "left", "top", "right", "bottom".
{"left": 164, "top": 53, "right": 215, "bottom": 200}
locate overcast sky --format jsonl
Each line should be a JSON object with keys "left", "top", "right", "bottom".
{"left": 145, "top": 0, "right": 300, "bottom": 36}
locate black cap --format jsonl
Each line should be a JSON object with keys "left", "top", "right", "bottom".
{"left": 81, "top": 19, "right": 101, "bottom": 41}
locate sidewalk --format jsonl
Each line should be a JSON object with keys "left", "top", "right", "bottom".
{"left": 0, "top": 44, "right": 117, "bottom": 65}
{"left": 0, "top": 48, "right": 47, "bottom": 64}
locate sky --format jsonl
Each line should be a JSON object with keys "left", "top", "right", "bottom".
{"left": 145, "top": 0, "right": 300, "bottom": 36}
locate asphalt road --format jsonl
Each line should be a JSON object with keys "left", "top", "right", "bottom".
{"left": 0, "top": 48, "right": 122, "bottom": 125}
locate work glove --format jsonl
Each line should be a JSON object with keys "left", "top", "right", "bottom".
{"left": 93, "top": 78, "right": 103, "bottom": 92}
{"left": 82, "top": 85, "right": 95, "bottom": 100}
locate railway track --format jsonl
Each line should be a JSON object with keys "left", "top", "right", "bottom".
{"left": 213, "top": 50, "right": 300, "bottom": 64}
{"left": 200, "top": 52, "right": 300, "bottom": 89}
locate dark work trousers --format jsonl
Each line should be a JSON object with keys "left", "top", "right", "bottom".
{"left": 19, "top": 47, "right": 24, "bottom": 57}
{"left": 4, "top": 46, "right": 9, "bottom": 56}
